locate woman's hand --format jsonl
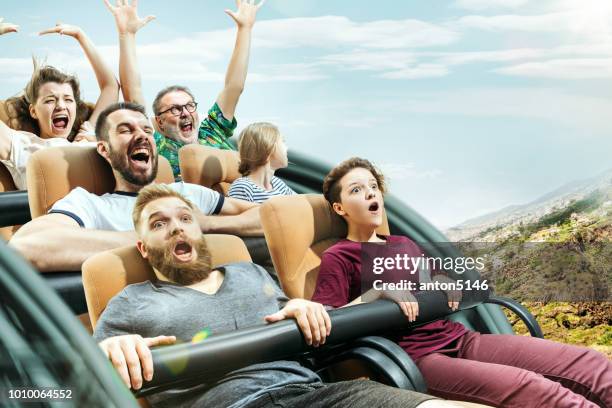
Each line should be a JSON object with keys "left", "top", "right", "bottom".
{"left": 39, "top": 23, "right": 84, "bottom": 40}
{"left": 0, "top": 18, "right": 19, "bottom": 35}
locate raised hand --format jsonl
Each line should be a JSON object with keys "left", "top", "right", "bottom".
{"left": 225, "top": 0, "right": 265, "bottom": 29}
{"left": 0, "top": 18, "right": 19, "bottom": 35}
{"left": 103, "top": 0, "right": 156, "bottom": 35}
{"left": 98, "top": 334, "right": 176, "bottom": 390}
{"left": 39, "top": 23, "right": 84, "bottom": 40}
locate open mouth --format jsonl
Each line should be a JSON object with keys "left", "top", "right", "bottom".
{"left": 173, "top": 240, "right": 194, "bottom": 262}
{"left": 128, "top": 144, "right": 151, "bottom": 169}
{"left": 368, "top": 202, "right": 380, "bottom": 212}
{"left": 51, "top": 114, "right": 69, "bottom": 132}
{"left": 180, "top": 120, "right": 193, "bottom": 133}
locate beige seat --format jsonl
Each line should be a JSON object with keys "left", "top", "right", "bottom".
{"left": 82, "top": 235, "right": 251, "bottom": 328}
{"left": 260, "top": 194, "right": 389, "bottom": 300}
{"left": 0, "top": 163, "right": 19, "bottom": 241}
{"left": 179, "top": 145, "right": 240, "bottom": 195}
{"left": 26, "top": 145, "right": 174, "bottom": 218}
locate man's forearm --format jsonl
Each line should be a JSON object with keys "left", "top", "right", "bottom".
{"left": 199, "top": 206, "right": 262, "bottom": 236}
{"left": 10, "top": 227, "right": 138, "bottom": 272}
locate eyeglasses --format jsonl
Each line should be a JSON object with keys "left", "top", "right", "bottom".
{"left": 158, "top": 102, "right": 198, "bottom": 116}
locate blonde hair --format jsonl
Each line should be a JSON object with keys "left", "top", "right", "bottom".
{"left": 132, "top": 184, "right": 195, "bottom": 231}
{"left": 237, "top": 122, "right": 281, "bottom": 176}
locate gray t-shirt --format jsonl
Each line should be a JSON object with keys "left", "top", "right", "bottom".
{"left": 93, "top": 262, "right": 322, "bottom": 408}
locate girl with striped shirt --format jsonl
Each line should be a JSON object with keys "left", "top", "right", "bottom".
{"left": 229, "top": 122, "right": 295, "bottom": 203}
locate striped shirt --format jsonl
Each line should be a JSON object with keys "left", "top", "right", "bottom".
{"left": 228, "top": 176, "right": 296, "bottom": 203}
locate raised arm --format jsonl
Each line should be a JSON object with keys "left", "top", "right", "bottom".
{"left": 0, "top": 17, "right": 19, "bottom": 35}
{"left": 216, "top": 0, "right": 265, "bottom": 120}
{"left": 9, "top": 213, "right": 138, "bottom": 272}
{"left": 39, "top": 23, "right": 119, "bottom": 126}
{"left": 103, "top": 0, "right": 155, "bottom": 107}
{"left": 0, "top": 19, "right": 19, "bottom": 159}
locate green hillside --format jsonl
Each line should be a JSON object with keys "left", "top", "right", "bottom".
{"left": 459, "top": 188, "right": 611, "bottom": 357}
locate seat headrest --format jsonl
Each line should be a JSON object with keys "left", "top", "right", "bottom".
{"left": 0, "top": 163, "right": 16, "bottom": 193}
{"left": 83, "top": 234, "right": 252, "bottom": 328}
{"left": 179, "top": 144, "right": 240, "bottom": 195}
{"left": 261, "top": 194, "right": 390, "bottom": 299}
{"left": 26, "top": 145, "right": 174, "bottom": 218}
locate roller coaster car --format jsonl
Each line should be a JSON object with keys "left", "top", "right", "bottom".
{"left": 0, "top": 146, "right": 542, "bottom": 406}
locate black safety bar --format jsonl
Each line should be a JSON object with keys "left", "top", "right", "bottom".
{"left": 485, "top": 295, "right": 543, "bottom": 338}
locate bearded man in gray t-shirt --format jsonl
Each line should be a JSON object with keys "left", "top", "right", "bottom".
{"left": 94, "top": 184, "right": 464, "bottom": 408}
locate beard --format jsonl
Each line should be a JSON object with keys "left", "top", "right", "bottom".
{"left": 146, "top": 235, "right": 212, "bottom": 286}
{"left": 108, "top": 145, "right": 158, "bottom": 187}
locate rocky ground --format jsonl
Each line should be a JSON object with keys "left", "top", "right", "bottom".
{"left": 505, "top": 302, "right": 612, "bottom": 359}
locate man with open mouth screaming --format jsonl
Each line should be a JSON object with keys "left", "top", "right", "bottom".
{"left": 10, "top": 102, "right": 263, "bottom": 273}
{"left": 104, "top": 0, "right": 264, "bottom": 181}
{"left": 93, "top": 183, "right": 463, "bottom": 408}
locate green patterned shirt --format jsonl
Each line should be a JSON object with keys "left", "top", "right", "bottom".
{"left": 154, "top": 102, "right": 237, "bottom": 181}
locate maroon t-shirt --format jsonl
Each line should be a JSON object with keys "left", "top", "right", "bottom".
{"left": 312, "top": 235, "right": 467, "bottom": 361}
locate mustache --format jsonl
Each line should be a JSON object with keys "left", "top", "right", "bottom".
{"left": 147, "top": 235, "right": 212, "bottom": 286}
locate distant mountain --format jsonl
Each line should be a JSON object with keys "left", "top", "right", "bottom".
{"left": 446, "top": 168, "right": 612, "bottom": 242}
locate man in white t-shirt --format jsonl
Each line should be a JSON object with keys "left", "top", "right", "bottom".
{"left": 10, "top": 102, "right": 261, "bottom": 272}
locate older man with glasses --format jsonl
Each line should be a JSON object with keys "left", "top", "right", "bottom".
{"left": 105, "top": 0, "right": 264, "bottom": 180}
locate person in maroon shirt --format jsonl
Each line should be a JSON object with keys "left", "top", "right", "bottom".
{"left": 312, "top": 157, "right": 612, "bottom": 408}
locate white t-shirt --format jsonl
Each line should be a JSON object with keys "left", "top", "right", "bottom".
{"left": 0, "top": 129, "right": 95, "bottom": 190}
{"left": 49, "top": 182, "right": 224, "bottom": 231}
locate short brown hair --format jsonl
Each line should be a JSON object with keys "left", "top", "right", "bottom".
{"left": 5, "top": 58, "right": 91, "bottom": 141}
{"left": 132, "top": 184, "right": 195, "bottom": 232}
{"left": 95, "top": 102, "right": 147, "bottom": 142}
{"left": 323, "top": 157, "right": 387, "bottom": 205}
{"left": 237, "top": 122, "right": 281, "bottom": 176}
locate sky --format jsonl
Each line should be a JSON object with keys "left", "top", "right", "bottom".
{"left": 1, "top": 0, "right": 611, "bottom": 229}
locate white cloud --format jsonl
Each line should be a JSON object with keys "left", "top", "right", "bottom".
{"left": 456, "top": 12, "right": 569, "bottom": 33}
{"left": 319, "top": 51, "right": 417, "bottom": 72}
{"left": 380, "top": 64, "right": 449, "bottom": 79}
{"left": 454, "top": 0, "right": 530, "bottom": 11}
{"left": 432, "top": 48, "right": 546, "bottom": 65}
{"left": 393, "top": 87, "right": 612, "bottom": 131}
{"left": 496, "top": 58, "right": 612, "bottom": 79}
{"left": 317, "top": 51, "right": 448, "bottom": 79}
{"left": 251, "top": 16, "right": 459, "bottom": 50}
{"left": 456, "top": 1, "right": 612, "bottom": 42}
